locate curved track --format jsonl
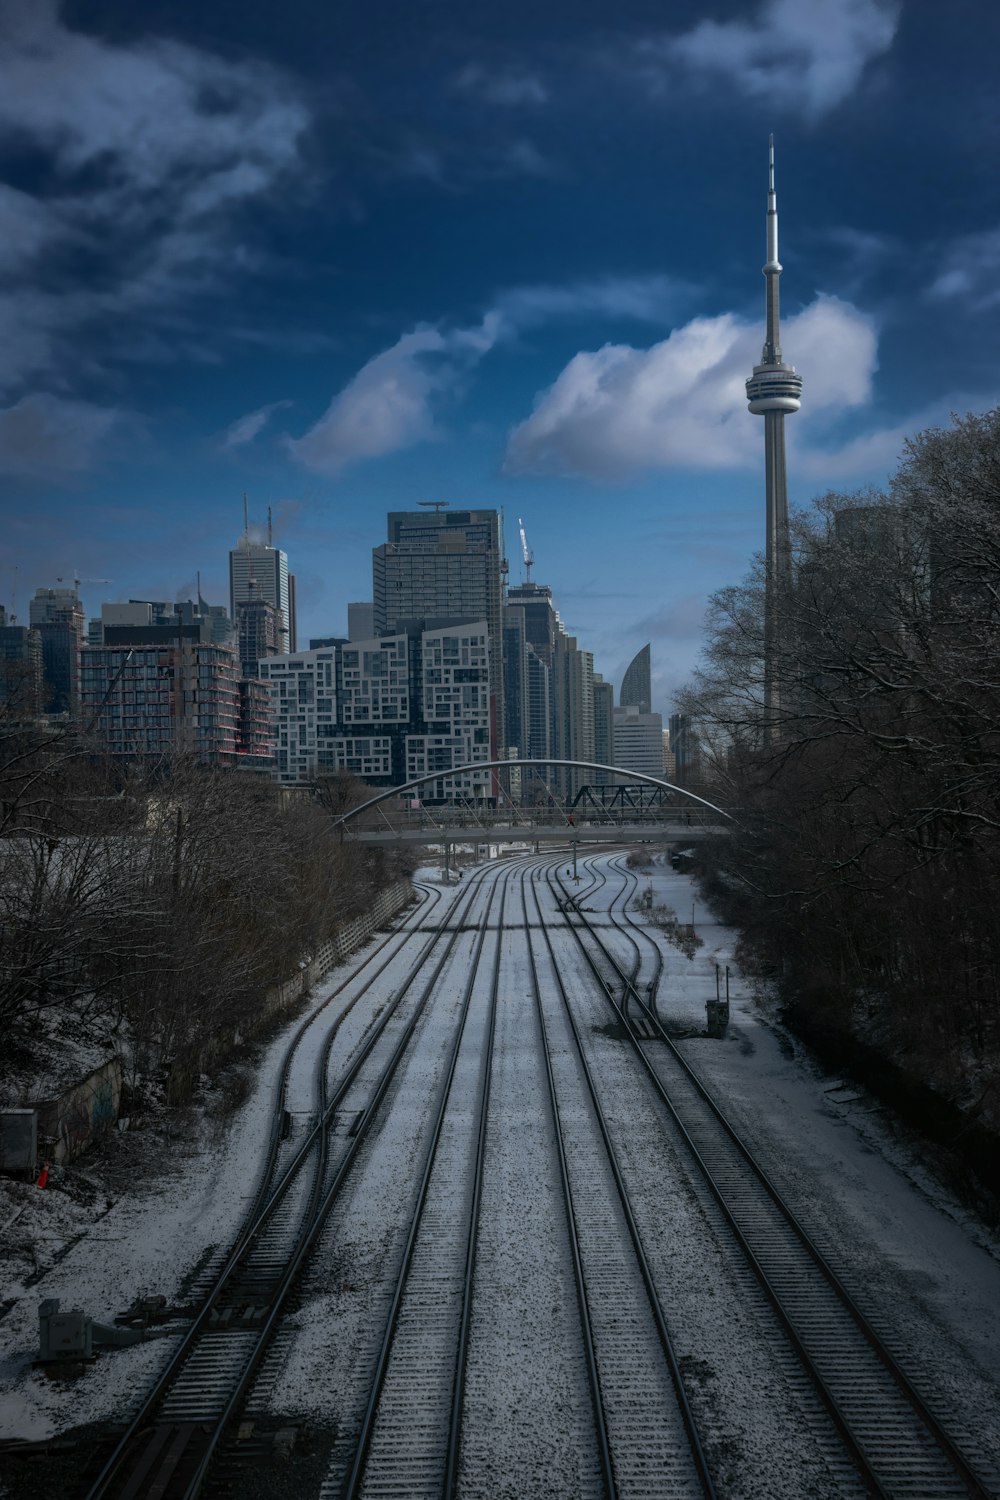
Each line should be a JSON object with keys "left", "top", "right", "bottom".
{"left": 82, "top": 866, "right": 500, "bottom": 1500}
{"left": 547, "top": 855, "right": 998, "bottom": 1500}
{"left": 74, "top": 850, "right": 1000, "bottom": 1500}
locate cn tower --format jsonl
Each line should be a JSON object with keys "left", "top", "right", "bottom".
{"left": 745, "top": 136, "right": 802, "bottom": 735}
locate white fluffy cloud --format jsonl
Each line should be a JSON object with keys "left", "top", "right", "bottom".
{"left": 284, "top": 277, "right": 693, "bottom": 477}
{"left": 287, "top": 317, "right": 501, "bottom": 476}
{"left": 641, "top": 0, "right": 899, "bottom": 118}
{"left": 505, "top": 295, "right": 878, "bottom": 479}
{"left": 222, "top": 401, "right": 293, "bottom": 451}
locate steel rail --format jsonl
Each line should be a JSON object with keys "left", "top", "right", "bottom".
{"left": 599, "top": 854, "right": 994, "bottom": 1497}
{"left": 550, "top": 860, "right": 994, "bottom": 1500}
{"left": 83, "top": 866, "right": 498, "bottom": 1500}
{"left": 242, "top": 881, "right": 440, "bottom": 1232}
{"left": 176, "top": 862, "right": 512, "bottom": 1500}
{"left": 442, "top": 860, "right": 508, "bottom": 1500}
{"left": 523, "top": 860, "right": 619, "bottom": 1499}
{"left": 341, "top": 865, "right": 514, "bottom": 1499}
{"left": 527, "top": 862, "right": 718, "bottom": 1500}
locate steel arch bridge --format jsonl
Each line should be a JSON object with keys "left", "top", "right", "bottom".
{"left": 330, "top": 758, "right": 732, "bottom": 850}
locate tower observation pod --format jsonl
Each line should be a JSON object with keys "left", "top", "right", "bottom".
{"left": 745, "top": 136, "right": 802, "bottom": 737}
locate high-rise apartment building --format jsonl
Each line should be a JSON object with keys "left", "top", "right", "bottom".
{"left": 259, "top": 647, "right": 340, "bottom": 784}
{"left": 237, "top": 678, "right": 276, "bottom": 770}
{"left": 592, "top": 673, "right": 615, "bottom": 779}
{"left": 551, "top": 630, "right": 594, "bottom": 799}
{"left": 406, "top": 622, "right": 492, "bottom": 799}
{"left": 29, "top": 587, "right": 84, "bottom": 714}
{"left": 260, "top": 621, "right": 492, "bottom": 797}
{"left": 0, "top": 608, "right": 43, "bottom": 719}
{"left": 80, "top": 627, "right": 241, "bottom": 763}
{"left": 668, "top": 712, "right": 702, "bottom": 787}
{"left": 236, "top": 599, "right": 279, "bottom": 679}
{"left": 613, "top": 704, "right": 665, "bottom": 782}
{"left": 503, "top": 610, "right": 551, "bottom": 757}
{"left": 373, "top": 507, "right": 505, "bottom": 754}
{"left": 505, "top": 578, "right": 601, "bottom": 797}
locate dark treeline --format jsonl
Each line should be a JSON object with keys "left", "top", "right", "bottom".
{"left": 681, "top": 409, "right": 1000, "bottom": 1173}
{"left": 0, "top": 730, "right": 413, "bottom": 1103}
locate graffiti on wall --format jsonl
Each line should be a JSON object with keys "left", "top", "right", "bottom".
{"left": 37, "top": 1057, "right": 122, "bottom": 1164}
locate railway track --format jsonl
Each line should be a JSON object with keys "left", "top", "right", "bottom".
{"left": 548, "top": 857, "right": 999, "bottom": 1500}
{"left": 328, "top": 858, "right": 721, "bottom": 1500}
{"left": 326, "top": 863, "right": 514, "bottom": 1499}
{"left": 63, "top": 848, "right": 1000, "bottom": 1499}
{"left": 79, "top": 864, "right": 504, "bottom": 1500}
{"left": 323, "top": 855, "right": 605, "bottom": 1498}
{"left": 525, "top": 863, "right": 715, "bottom": 1499}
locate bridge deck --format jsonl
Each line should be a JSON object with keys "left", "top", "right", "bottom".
{"left": 346, "top": 821, "right": 724, "bottom": 846}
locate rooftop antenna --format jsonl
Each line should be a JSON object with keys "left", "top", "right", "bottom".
{"left": 243, "top": 493, "right": 250, "bottom": 546}
{"left": 417, "top": 501, "right": 449, "bottom": 511}
{"left": 268, "top": 504, "right": 273, "bottom": 547}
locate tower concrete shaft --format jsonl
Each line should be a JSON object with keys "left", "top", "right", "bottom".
{"left": 745, "top": 137, "right": 802, "bottom": 737}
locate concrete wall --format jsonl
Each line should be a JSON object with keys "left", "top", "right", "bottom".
{"left": 36, "top": 1056, "right": 122, "bottom": 1165}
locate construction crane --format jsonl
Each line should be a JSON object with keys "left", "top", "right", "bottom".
{"left": 56, "top": 574, "right": 112, "bottom": 591}
{"left": 518, "top": 518, "right": 534, "bottom": 583}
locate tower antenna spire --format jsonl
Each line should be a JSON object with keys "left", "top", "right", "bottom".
{"left": 745, "top": 135, "right": 803, "bottom": 741}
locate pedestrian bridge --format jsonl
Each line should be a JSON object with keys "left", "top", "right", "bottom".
{"left": 332, "top": 758, "right": 732, "bottom": 850}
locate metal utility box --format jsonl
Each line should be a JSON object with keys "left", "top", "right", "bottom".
{"left": 39, "top": 1299, "right": 93, "bottom": 1361}
{"left": 0, "top": 1109, "right": 38, "bottom": 1174}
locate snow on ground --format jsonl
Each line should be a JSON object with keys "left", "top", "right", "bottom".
{"left": 618, "top": 850, "right": 1000, "bottom": 1470}
{"left": 4, "top": 844, "right": 1000, "bottom": 1492}
{"left": 459, "top": 884, "right": 602, "bottom": 1500}
{"left": 0, "top": 886, "right": 455, "bottom": 1445}
{"left": 534, "top": 862, "right": 859, "bottom": 1499}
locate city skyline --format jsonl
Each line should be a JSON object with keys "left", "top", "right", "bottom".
{"left": 4, "top": 1, "right": 999, "bottom": 715}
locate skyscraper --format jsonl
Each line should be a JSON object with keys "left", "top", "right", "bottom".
{"left": 620, "top": 644, "right": 652, "bottom": 715}
{"left": 229, "top": 534, "right": 291, "bottom": 653}
{"left": 745, "top": 137, "right": 802, "bottom": 735}
{"left": 373, "top": 507, "right": 505, "bottom": 754}
{"left": 29, "top": 587, "right": 84, "bottom": 714}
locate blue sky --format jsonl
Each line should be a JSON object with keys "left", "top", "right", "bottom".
{"left": 3, "top": 0, "right": 999, "bottom": 713}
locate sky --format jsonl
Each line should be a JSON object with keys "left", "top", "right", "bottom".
{"left": 2, "top": 0, "right": 999, "bottom": 715}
